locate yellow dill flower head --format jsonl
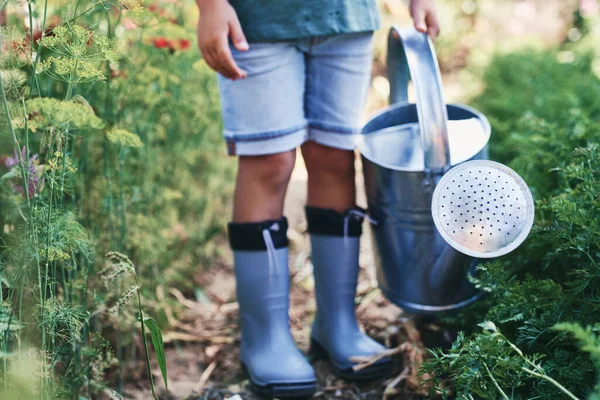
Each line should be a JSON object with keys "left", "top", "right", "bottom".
{"left": 37, "top": 25, "right": 118, "bottom": 84}
{"left": 13, "top": 98, "right": 104, "bottom": 131}
{"left": 106, "top": 128, "right": 144, "bottom": 148}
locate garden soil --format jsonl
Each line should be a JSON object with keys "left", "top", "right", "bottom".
{"left": 123, "top": 155, "right": 456, "bottom": 400}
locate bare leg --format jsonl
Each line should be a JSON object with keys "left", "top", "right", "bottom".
{"left": 229, "top": 148, "right": 318, "bottom": 395}
{"left": 232, "top": 150, "right": 297, "bottom": 222}
{"left": 301, "top": 141, "right": 356, "bottom": 212}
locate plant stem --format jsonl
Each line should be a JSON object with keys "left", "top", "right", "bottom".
{"left": 483, "top": 363, "right": 509, "bottom": 400}
{"left": 498, "top": 331, "right": 579, "bottom": 400}
{"left": 133, "top": 273, "right": 158, "bottom": 400}
{"left": 65, "top": 58, "right": 79, "bottom": 100}
{"left": 20, "top": 98, "right": 32, "bottom": 222}
{"left": 0, "top": 34, "right": 32, "bottom": 216}
{"left": 522, "top": 367, "right": 579, "bottom": 400}
{"left": 62, "top": 3, "right": 98, "bottom": 26}
{"left": 28, "top": 0, "right": 48, "bottom": 97}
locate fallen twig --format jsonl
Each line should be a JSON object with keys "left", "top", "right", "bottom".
{"left": 356, "top": 287, "right": 381, "bottom": 314}
{"left": 218, "top": 302, "right": 238, "bottom": 314}
{"left": 350, "top": 343, "right": 410, "bottom": 371}
{"left": 170, "top": 287, "right": 212, "bottom": 311}
{"left": 162, "top": 331, "right": 235, "bottom": 344}
{"left": 289, "top": 308, "right": 303, "bottom": 329}
{"left": 207, "top": 290, "right": 228, "bottom": 305}
{"left": 162, "top": 332, "right": 205, "bottom": 343}
{"left": 291, "top": 257, "right": 313, "bottom": 285}
{"left": 204, "top": 344, "right": 222, "bottom": 361}
{"left": 383, "top": 367, "right": 410, "bottom": 399}
{"left": 175, "top": 321, "right": 232, "bottom": 338}
{"left": 196, "top": 360, "right": 218, "bottom": 392}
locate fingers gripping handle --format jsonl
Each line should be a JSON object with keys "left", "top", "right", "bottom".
{"left": 386, "top": 27, "right": 451, "bottom": 172}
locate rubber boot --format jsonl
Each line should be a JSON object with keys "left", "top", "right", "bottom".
{"left": 229, "top": 217, "right": 317, "bottom": 397}
{"left": 306, "top": 207, "right": 391, "bottom": 380}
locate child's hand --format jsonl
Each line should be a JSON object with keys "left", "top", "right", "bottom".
{"left": 196, "top": 0, "right": 248, "bottom": 80}
{"left": 409, "top": 0, "right": 441, "bottom": 38}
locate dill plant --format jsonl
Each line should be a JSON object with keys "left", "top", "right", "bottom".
{"left": 1, "top": 0, "right": 233, "bottom": 397}
{"left": 0, "top": 1, "right": 169, "bottom": 398}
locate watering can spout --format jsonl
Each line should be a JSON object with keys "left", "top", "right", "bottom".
{"left": 387, "top": 27, "right": 451, "bottom": 173}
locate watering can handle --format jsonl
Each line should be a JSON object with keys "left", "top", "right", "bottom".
{"left": 387, "top": 27, "right": 451, "bottom": 172}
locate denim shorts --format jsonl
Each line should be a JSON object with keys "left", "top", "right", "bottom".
{"left": 217, "top": 32, "right": 373, "bottom": 156}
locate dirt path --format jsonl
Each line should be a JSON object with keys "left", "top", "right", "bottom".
{"left": 124, "top": 156, "right": 442, "bottom": 399}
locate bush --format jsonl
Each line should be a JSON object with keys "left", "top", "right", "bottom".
{"left": 423, "top": 50, "right": 600, "bottom": 399}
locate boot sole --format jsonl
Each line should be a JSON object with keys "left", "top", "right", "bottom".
{"left": 241, "top": 362, "right": 317, "bottom": 399}
{"left": 309, "top": 338, "right": 392, "bottom": 381}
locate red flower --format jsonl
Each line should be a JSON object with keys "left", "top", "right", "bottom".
{"left": 176, "top": 39, "right": 191, "bottom": 51}
{"left": 151, "top": 37, "right": 191, "bottom": 52}
{"left": 153, "top": 37, "right": 170, "bottom": 49}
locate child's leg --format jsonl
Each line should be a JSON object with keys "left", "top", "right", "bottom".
{"left": 301, "top": 142, "right": 355, "bottom": 212}
{"left": 302, "top": 32, "right": 392, "bottom": 380}
{"left": 218, "top": 42, "right": 307, "bottom": 222}
{"left": 217, "top": 41, "right": 317, "bottom": 396}
{"left": 233, "top": 150, "right": 296, "bottom": 222}
{"left": 300, "top": 31, "right": 373, "bottom": 212}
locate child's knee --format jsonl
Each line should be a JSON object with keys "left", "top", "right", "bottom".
{"left": 239, "top": 151, "right": 296, "bottom": 189}
{"left": 302, "top": 143, "right": 354, "bottom": 177}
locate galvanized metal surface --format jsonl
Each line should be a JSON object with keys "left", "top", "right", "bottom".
{"left": 386, "top": 27, "right": 450, "bottom": 172}
{"left": 431, "top": 160, "right": 535, "bottom": 258}
{"left": 359, "top": 27, "right": 492, "bottom": 313}
{"left": 363, "top": 161, "right": 485, "bottom": 313}
{"left": 357, "top": 104, "right": 490, "bottom": 172}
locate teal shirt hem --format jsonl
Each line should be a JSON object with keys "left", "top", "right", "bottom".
{"left": 230, "top": 0, "right": 381, "bottom": 43}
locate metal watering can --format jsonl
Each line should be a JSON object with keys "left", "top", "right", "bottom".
{"left": 357, "top": 27, "right": 494, "bottom": 313}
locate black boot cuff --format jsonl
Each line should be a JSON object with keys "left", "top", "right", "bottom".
{"left": 305, "top": 207, "right": 366, "bottom": 237}
{"left": 228, "top": 217, "right": 289, "bottom": 251}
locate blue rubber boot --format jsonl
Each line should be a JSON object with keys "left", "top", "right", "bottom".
{"left": 229, "top": 217, "right": 317, "bottom": 397}
{"left": 306, "top": 207, "right": 391, "bottom": 380}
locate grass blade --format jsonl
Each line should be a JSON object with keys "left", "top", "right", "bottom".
{"left": 143, "top": 317, "right": 168, "bottom": 391}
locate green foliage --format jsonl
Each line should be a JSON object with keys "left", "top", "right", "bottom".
{"left": 0, "top": 0, "right": 231, "bottom": 398}
{"left": 33, "top": 207, "right": 92, "bottom": 262}
{"left": 103, "top": 251, "right": 168, "bottom": 398}
{"left": 426, "top": 323, "right": 544, "bottom": 399}
{"left": 143, "top": 317, "right": 168, "bottom": 391}
{"left": 554, "top": 323, "right": 600, "bottom": 365}
{"left": 424, "top": 47, "right": 600, "bottom": 399}
{"left": 40, "top": 298, "right": 87, "bottom": 345}
{"left": 472, "top": 50, "right": 600, "bottom": 172}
